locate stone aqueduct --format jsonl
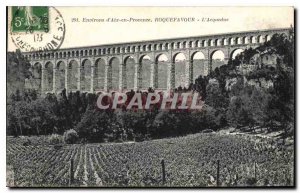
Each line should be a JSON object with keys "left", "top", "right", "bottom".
{"left": 23, "top": 28, "right": 290, "bottom": 94}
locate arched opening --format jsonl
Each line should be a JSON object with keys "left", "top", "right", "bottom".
{"left": 156, "top": 54, "right": 168, "bottom": 89}
{"left": 258, "top": 35, "right": 264, "bottom": 43}
{"left": 147, "top": 45, "right": 151, "bottom": 51}
{"left": 80, "top": 59, "right": 92, "bottom": 91}
{"left": 266, "top": 34, "right": 271, "bottom": 41}
{"left": 125, "top": 46, "right": 129, "bottom": 53}
{"left": 173, "top": 53, "right": 187, "bottom": 88}
{"left": 216, "top": 39, "right": 222, "bottom": 46}
{"left": 189, "top": 41, "right": 194, "bottom": 48}
{"left": 109, "top": 57, "right": 120, "bottom": 90}
{"left": 223, "top": 38, "right": 228, "bottom": 46}
{"left": 161, "top": 44, "right": 165, "bottom": 50}
{"left": 229, "top": 38, "right": 235, "bottom": 45}
{"left": 165, "top": 43, "right": 170, "bottom": 50}
{"left": 191, "top": 51, "right": 206, "bottom": 82}
{"left": 32, "top": 62, "right": 42, "bottom": 90}
{"left": 243, "top": 37, "right": 248, "bottom": 44}
{"left": 178, "top": 42, "right": 183, "bottom": 49}
{"left": 170, "top": 43, "right": 175, "bottom": 49}
{"left": 140, "top": 55, "right": 152, "bottom": 89}
{"left": 94, "top": 58, "right": 106, "bottom": 90}
{"left": 56, "top": 61, "right": 66, "bottom": 91}
{"left": 250, "top": 36, "right": 257, "bottom": 44}
{"left": 211, "top": 50, "right": 225, "bottom": 71}
{"left": 44, "top": 62, "right": 53, "bottom": 92}
{"left": 68, "top": 60, "right": 79, "bottom": 90}
{"left": 158, "top": 44, "right": 163, "bottom": 50}
{"left": 153, "top": 44, "right": 157, "bottom": 51}
{"left": 231, "top": 48, "right": 244, "bottom": 60}
{"left": 124, "top": 56, "right": 135, "bottom": 90}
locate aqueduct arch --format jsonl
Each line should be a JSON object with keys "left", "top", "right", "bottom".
{"left": 156, "top": 53, "right": 169, "bottom": 89}
{"left": 31, "top": 62, "right": 42, "bottom": 90}
{"left": 124, "top": 56, "right": 136, "bottom": 90}
{"left": 108, "top": 57, "right": 120, "bottom": 91}
{"left": 23, "top": 28, "right": 291, "bottom": 94}
{"left": 44, "top": 61, "right": 53, "bottom": 92}
{"left": 210, "top": 50, "right": 226, "bottom": 71}
{"left": 191, "top": 51, "right": 206, "bottom": 82}
{"left": 230, "top": 48, "right": 245, "bottom": 60}
{"left": 56, "top": 61, "right": 66, "bottom": 92}
{"left": 80, "top": 59, "right": 92, "bottom": 92}
{"left": 68, "top": 60, "right": 79, "bottom": 91}
{"left": 173, "top": 52, "right": 188, "bottom": 88}
{"left": 139, "top": 55, "right": 152, "bottom": 89}
{"left": 94, "top": 58, "right": 106, "bottom": 91}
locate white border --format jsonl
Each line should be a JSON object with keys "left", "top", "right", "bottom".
{"left": 1, "top": 0, "right": 298, "bottom": 193}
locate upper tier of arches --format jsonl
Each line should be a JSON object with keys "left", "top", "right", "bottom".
{"left": 23, "top": 29, "right": 289, "bottom": 61}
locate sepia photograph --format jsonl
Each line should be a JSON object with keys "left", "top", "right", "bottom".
{"left": 6, "top": 6, "right": 295, "bottom": 188}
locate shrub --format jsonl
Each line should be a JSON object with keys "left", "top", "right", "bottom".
{"left": 22, "top": 138, "right": 31, "bottom": 146}
{"left": 48, "top": 134, "right": 63, "bottom": 145}
{"left": 201, "top": 129, "right": 214, "bottom": 133}
{"left": 63, "top": 129, "right": 78, "bottom": 144}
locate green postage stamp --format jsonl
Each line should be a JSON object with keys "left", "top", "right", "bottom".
{"left": 9, "top": 6, "right": 65, "bottom": 52}
{"left": 11, "top": 6, "right": 49, "bottom": 33}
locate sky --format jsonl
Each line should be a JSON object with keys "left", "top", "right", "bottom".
{"left": 7, "top": 6, "right": 294, "bottom": 51}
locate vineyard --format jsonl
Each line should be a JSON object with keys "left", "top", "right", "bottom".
{"left": 6, "top": 132, "right": 294, "bottom": 187}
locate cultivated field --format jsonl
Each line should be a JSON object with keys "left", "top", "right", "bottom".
{"left": 6, "top": 132, "right": 294, "bottom": 187}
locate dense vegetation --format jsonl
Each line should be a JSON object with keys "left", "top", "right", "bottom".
{"left": 7, "top": 32, "right": 294, "bottom": 143}
{"left": 7, "top": 132, "right": 294, "bottom": 187}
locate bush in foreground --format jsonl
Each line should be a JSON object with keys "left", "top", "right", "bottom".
{"left": 48, "top": 134, "right": 63, "bottom": 145}
{"left": 63, "top": 129, "right": 78, "bottom": 144}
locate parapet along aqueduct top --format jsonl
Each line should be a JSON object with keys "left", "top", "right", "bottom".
{"left": 23, "top": 28, "right": 290, "bottom": 94}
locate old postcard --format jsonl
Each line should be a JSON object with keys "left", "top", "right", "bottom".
{"left": 6, "top": 6, "right": 295, "bottom": 187}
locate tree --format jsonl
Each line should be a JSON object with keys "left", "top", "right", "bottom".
{"left": 205, "top": 80, "right": 229, "bottom": 110}
{"left": 30, "top": 98, "right": 57, "bottom": 135}
{"left": 193, "top": 75, "right": 209, "bottom": 99}
{"left": 152, "top": 111, "right": 180, "bottom": 138}
{"left": 7, "top": 50, "right": 31, "bottom": 100}
{"left": 76, "top": 107, "right": 114, "bottom": 142}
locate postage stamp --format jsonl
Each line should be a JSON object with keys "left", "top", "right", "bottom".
{"left": 11, "top": 6, "right": 49, "bottom": 33}
{"left": 9, "top": 6, "right": 65, "bottom": 52}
